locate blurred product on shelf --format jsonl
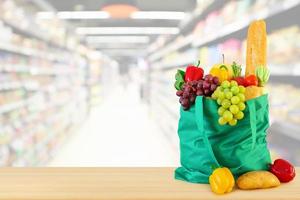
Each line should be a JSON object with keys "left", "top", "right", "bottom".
{"left": 269, "top": 26, "right": 300, "bottom": 64}
{"left": 0, "top": 0, "right": 118, "bottom": 166}
{"left": 147, "top": 0, "right": 300, "bottom": 165}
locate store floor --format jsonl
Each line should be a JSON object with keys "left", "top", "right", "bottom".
{"left": 49, "top": 84, "right": 179, "bottom": 167}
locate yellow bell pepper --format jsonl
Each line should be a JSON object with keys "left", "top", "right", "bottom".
{"left": 209, "top": 167, "right": 235, "bottom": 195}
{"left": 209, "top": 64, "right": 232, "bottom": 83}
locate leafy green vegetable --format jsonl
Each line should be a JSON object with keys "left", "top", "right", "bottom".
{"left": 255, "top": 66, "right": 270, "bottom": 87}
{"left": 174, "top": 81, "right": 184, "bottom": 90}
{"left": 231, "top": 62, "right": 242, "bottom": 78}
{"left": 175, "top": 69, "right": 185, "bottom": 81}
{"left": 174, "top": 69, "right": 185, "bottom": 90}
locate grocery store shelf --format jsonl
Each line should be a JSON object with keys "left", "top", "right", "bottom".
{"left": 0, "top": 81, "right": 28, "bottom": 91}
{"left": 0, "top": 95, "right": 37, "bottom": 114}
{"left": 147, "top": 0, "right": 225, "bottom": 57}
{"left": 0, "top": 43, "right": 67, "bottom": 63}
{"left": 151, "top": 58, "right": 193, "bottom": 70}
{"left": 0, "top": 64, "right": 74, "bottom": 76}
{"left": 148, "top": 0, "right": 300, "bottom": 63}
{"left": 148, "top": 35, "right": 194, "bottom": 62}
{"left": 1, "top": 19, "right": 70, "bottom": 52}
{"left": 193, "top": 0, "right": 300, "bottom": 48}
{"left": 151, "top": 92, "right": 178, "bottom": 120}
{"left": 270, "top": 74, "right": 300, "bottom": 87}
{"left": 180, "top": 0, "right": 227, "bottom": 33}
{"left": 273, "top": 121, "right": 300, "bottom": 141}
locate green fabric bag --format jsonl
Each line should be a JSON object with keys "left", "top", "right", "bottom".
{"left": 175, "top": 94, "right": 271, "bottom": 184}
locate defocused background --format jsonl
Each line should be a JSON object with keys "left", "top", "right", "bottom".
{"left": 0, "top": 0, "right": 299, "bottom": 167}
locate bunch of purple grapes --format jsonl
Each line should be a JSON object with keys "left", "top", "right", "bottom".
{"left": 176, "top": 75, "right": 219, "bottom": 110}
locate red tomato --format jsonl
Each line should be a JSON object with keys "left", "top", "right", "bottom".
{"left": 233, "top": 77, "right": 246, "bottom": 86}
{"left": 244, "top": 75, "right": 258, "bottom": 86}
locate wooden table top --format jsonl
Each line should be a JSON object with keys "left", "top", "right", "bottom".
{"left": 0, "top": 168, "right": 298, "bottom": 200}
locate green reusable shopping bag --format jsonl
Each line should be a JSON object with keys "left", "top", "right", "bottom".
{"left": 175, "top": 94, "right": 271, "bottom": 184}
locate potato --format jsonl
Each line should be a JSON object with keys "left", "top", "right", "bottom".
{"left": 237, "top": 171, "right": 280, "bottom": 190}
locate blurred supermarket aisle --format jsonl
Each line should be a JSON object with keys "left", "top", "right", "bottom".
{"left": 50, "top": 83, "right": 179, "bottom": 166}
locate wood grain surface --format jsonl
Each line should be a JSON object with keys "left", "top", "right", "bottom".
{"left": 0, "top": 168, "right": 298, "bottom": 200}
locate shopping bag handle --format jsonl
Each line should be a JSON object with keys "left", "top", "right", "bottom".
{"left": 195, "top": 96, "right": 220, "bottom": 167}
{"left": 195, "top": 97, "right": 257, "bottom": 170}
{"left": 247, "top": 100, "right": 257, "bottom": 150}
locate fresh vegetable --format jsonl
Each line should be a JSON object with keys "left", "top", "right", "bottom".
{"left": 270, "top": 159, "right": 296, "bottom": 183}
{"left": 237, "top": 171, "right": 280, "bottom": 190}
{"left": 184, "top": 61, "right": 204, "bottom": 82}
{"left": 256, "top": 66, "right": 270, "bottom": 87}
{"left": 174, "top": 69, "right": 185, "bottom": 90}
{"left": 233, "top": 77, "right": 246, "bottom": 86}
{"left": 231, "top": 62, "right": 242, "bottom": 78}
{"left": 212, "top": 80, "right": 246, "bottom": 126}
{"left": 210, "top": 65, "right": 229, "bottom": 83}
{"left": 244, "top": 75, "right": 258, "bottom": 86}
{"left": 210, "top": 55, "right": 232, "bottom": 82}
{"left": 209, "top": 167, "right": 235, "bottom": 194}
{"left": 245, "top": 86, "right": 264, "bottom": 100}
{"left": 246, "top": 20, "right": 267, "bottom": 76}
{"left": 231, "top": 62, "right": 246, "bottom": 86}
{"left": 177, "top": 75, "right": 219, "bottom": 110}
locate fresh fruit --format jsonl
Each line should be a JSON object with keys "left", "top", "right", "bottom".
{"left": 230, "top": 80, "right": 238, "bottom": 87}
{"left": 238, "top": 86, "right": 246, "bottom": 93}
{"left": 235, "top": 111, "right": 244, "bottom": 120}
{"left": 246, "top": 20, "right": 267, "bottom": 76}
{"left": 217, "top": 98, "right": 222, "bottom": 105}
{"left": 238, "top": 102, "right": 246, "bottom": 111}
{"left": 237, "top": 93, "right": 245, "bottom": 102}
{"left": 176, "top": 90, "right": 183, "bottom": 97}
{"left": 218, "top": 107, "right": 226, "bottom": 116}
{"left": 237, "top": 171, "right": 280, "bottom": 190}
{"left": 223, "top": 110, "right": 233, "bottom": 122}
{"left": 221, "top": 80, "right": 230, "bottom": 88}
{"left": 185, "top": 60, "right": 204, "bottom": 82}
{"left": 225, "top": 91, "right": 233, "bottom": 99}
{"left": 245, "top": 75, "right": 258, "bottom": 86}
{"left": 229, "top": 105, "right": 239, "bottom": 114}
{"left": 218, "top": 117, "right": 227, "bottom": 125}
{"left": 212, "top": 81, "right": 246, "bottom": 126}
{"left": 229, "top": 119, "right": 237, "bottom": 126}
{"left": 269, "top": 159, "right": 296, "bottom": 183}
{"left": 218, "top": 91, "right": 225, "bottom": 100}
{"left": 176, "top": 74, "right": 219, "bottom": 110}
{"left": 230, "top": 86, "right": 239, "bottom": 95}
{"left": 222, "top": 99, "right": 231, "bottom": 109}
{"left": 231, "top": 96, "right": 240, "bottom": 104}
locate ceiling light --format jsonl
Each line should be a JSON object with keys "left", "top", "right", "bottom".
{"left": 57, "top": 11, "right": 110, "bottom": 19}
{"left": 102, "top": 4, "right": 139, "bottom": 18}
{"left": 36, "top": 11, "right": 110, "bottom": 19}
{"left": 36, "top": 11, "right": 55, "bottom": 19}
{"left": 131, "top": 11, "right": 186, "bottom": 20}
{"left": 76, "top": 27, "right": 180, "bottom": 35}
{"left": 86, "top": 36, "right": 150, "bottom": 43}
{"left": 99, "top": 49, "right": 146, "bottom": 56}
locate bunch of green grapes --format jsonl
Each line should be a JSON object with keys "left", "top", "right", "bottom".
{"left": 212, "top": 80, "right": 246, "bottom": 126}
